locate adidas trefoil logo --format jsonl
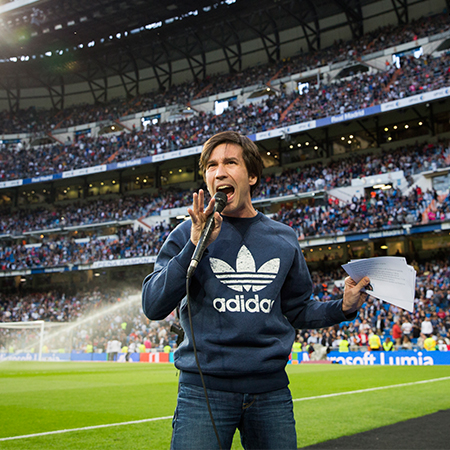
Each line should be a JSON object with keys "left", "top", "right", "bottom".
{"left": 210, "top": 245, "right": 280, "bottom": 293}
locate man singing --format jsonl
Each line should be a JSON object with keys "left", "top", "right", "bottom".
{"left": 142, "top": 131, "right": 369, "bottom": 449}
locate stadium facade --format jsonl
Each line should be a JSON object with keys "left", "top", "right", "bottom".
{"left": 0, "top": 0, "right": 449, "bottom": 357}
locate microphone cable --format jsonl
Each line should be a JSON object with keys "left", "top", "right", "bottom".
{"left": 185, "top": 277, "right": 223, "bottom": 450}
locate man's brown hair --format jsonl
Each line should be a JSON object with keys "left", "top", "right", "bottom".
{"left": 199, "top": 131, "right": 263, "bottom": 196}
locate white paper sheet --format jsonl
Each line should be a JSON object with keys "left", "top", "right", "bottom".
{"left": 342, "top": 256, "right": 416, "bottom": 312}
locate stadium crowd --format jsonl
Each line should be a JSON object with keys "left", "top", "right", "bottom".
{"left": 1, "top": 23, "right": 450, "bottom": 181}
{"left": 1, "top": 186, "right": 449, "bottom": 271}
{"left": 0, "top": 223, "right": 173, "bottom": 270}
{"left": 1, "top": 136, "right": 449, "bottom": 236}
{"left": 1, "top": 257, "right": 449, "bottom": 356}
{"left": 0, "top": 189, "right": 193, "bottom": 234}
{"left": 255, "top": 138, "right": 450, "bottom": 195}
{"left": 0, "top": 12, "right": 448, "bottom": 137}
{"left": 274, "top": 187, "right": 450, "bottom": 239}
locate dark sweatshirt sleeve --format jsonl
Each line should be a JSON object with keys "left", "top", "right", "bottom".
{"left": 280, "top": 235, "right": 351, "bottom": 329}
{"left": 142, "top": 224, "right": 195, "bottom": 320}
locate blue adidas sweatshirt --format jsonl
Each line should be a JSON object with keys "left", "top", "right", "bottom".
{"left": 142, "top": 212, "right": 351, "bottom": 393}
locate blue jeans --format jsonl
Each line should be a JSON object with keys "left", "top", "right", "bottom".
{"left": 170, "top": 382, "right": 297, "bottom": 450}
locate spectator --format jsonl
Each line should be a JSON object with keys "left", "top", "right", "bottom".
{"left": 392, "top": 319, "right": 403, "bottom": 346}
{"left": 368, "top": 329, "right": 382, "bottom": 351}
{"left": 339, "top": 335, "right": 350, "bottom": 352}
{"left": 423, "top": 334, "right": 437, "bottom": 351}
{"left": 382, "top": 336, "right": 394, "bottom": 351}
{"left": 401, "top": 317, "right": 413, "bottom": 337}
{"left": 421, "top": 314, "right": 434, "bottom": 335}
{"left": 400, "top": 335, "right": 413, "bottom": 350}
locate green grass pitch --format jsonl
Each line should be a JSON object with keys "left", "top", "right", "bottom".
{"left": 0, "top": 361, "right": 449, "bottom": 449}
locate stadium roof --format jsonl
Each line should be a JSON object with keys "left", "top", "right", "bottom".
{"left": 0, "top": 0, "right": 413, "bottom": 108}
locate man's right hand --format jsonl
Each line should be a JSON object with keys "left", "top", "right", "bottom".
{"left": 187, "top": 189, "right": 223, "bottom": 247}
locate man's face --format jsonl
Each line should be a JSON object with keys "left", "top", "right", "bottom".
{"left": 205, "top": 143, "right": 257, "bottom": 218}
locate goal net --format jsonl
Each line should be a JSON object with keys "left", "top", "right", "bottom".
{"left": 0, "top": 321, "right": 68, "bottom": 361}
{"left": 0, "top": 294, "right": 143, "bottom": 362}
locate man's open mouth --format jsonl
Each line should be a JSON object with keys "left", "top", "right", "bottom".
{"left": 216, "top": 185, "right": 234, "bottom": 200}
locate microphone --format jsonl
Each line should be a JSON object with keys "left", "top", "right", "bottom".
{"left": 187, "top": 191, "right": 228, "bottom": 279}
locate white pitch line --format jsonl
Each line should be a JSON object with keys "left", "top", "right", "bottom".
{"left": 0, "top": 416, "right": 173, "bottom": 441}
{"left": 292, "top": 375, "right": 450, "bottom": 402}
{"left": 2, "top": 376, "right": 450, "bottom": 442}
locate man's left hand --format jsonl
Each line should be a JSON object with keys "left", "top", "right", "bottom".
{"left": 342, "top": 276, "right": 371, "bottom": 317}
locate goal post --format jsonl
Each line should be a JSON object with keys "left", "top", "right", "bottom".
{"left": 0, "top": 320, "right": 66, "bottom": 361}
{"left": 0, "top": 294, "right": 142, "bottom": 361}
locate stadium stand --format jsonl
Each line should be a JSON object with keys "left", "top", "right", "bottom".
{"left": 1, "top": 50, "right": 450, "bottom": 180}
{"left": 0, "top": 0, "right": 449, "bottom": 365}
{"left": 1, "top": 259, "right": 449, "bottom": 354}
